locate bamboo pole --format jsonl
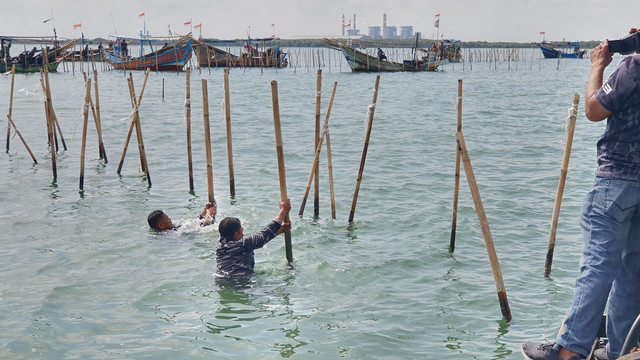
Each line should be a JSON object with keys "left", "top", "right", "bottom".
{"left": 6, "top": 65, "right": 37, "bottom": 163}
{"left": 270, "top": 80, "right": 293, "bottom": 263}
{"left": 44, "top": 68, "right": 67, "bottom": 151}
{"left": 185, "top": 68, "right": 194, "bottom": 192}
{"left": 116, "top": 68, "right": 150, "bottom": 175}
{"left": 349, "top": 75, "right": 381, "bottom": 223}
{"left": 79, "top": 79, "right": 92, "bottom": 191}
{"left": 313, "top": 69, "right": 322, "bottom": 217}
{"left": 325, "top": 113, "right": 337, "bottom": 219}
{"left": 223, "top": 68, "right": 236, "bottom": 197}
{"left": 41, "top": 72, "right": 56, "bottom": 181}
{"left": 93, "top": 70, "right": 107, "bottom": 162}
{"left": 299, "top": 81, "right": 338, "bottom": 216}
{"left": 127, "top": 75, "right": 151, "bottom": 186}
{"left": 5, "top": 65, "right": 16, "bottom": 152}
{"left": 202, "top": 79, "right": 215, "bottom": 204}
{"left": 456, "top": 131, "right": 512, "bottom": 322}
{"left": 544, "top": 94, "right": 580, "bottom": 277}
{"left": 450, "top": 79, "right": 463, "bottom": 252}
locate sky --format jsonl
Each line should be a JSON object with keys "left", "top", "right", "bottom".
{"left": 1, "top": 0, "right": 639, "bottom": 43}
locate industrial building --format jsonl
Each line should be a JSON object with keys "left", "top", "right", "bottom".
{"left": 341, "top": 13, "right": 417, "bottom": 39}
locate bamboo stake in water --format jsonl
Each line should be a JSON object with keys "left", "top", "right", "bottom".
{"left": 349, "top": 75, "right": 381, "bottom": 223}
{"left": 121, "top": 73, "right": 152, "bottom": 187}
{"left": 224, "top": 68, "right": 236, "bottom": 197}
{"left": 450, "top": 79, "right": 463, "bottom": 252}
{"left": 44, "top": 68, "right": 67, "bottom": 151}
{"left": 93, "top": 70, "right": 107, "bottom": 162}
{"left": 185, "top": 68, "right": 194, "bottom": 192}
{"left": 456, "top": 131, "right": 512, "bottom": 322}
{"left": 325, "top": 113, "right": 337, "bottom": 219}
{"left": 117, "top": 69, "right": 150, "bottom": 175}
{"left": 40, "top": 71, "right": 57, "bottom": 180}
{"left": 271, "top": 80, "right": 293, "bottom": 263}
{"left": 544, "top": 94, "right": 580, "bottom": 277}
{"left": 202, "top": 79, "right": 215, "bottom": 204}
{"left": 79, "top": 79, "right": 92, "bottom": 191}
{"left": 314, "top": 69, "right": 322, "bottom": 217}
{"left": 6, "top": 65, "right": 16, "bottom": 152}
{"left": 6, "top": 65, "right": 37, "bottom": 164}
{"left": 299, "top": 81, "right": 338, "bottom": 216}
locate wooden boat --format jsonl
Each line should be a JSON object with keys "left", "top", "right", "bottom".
{"left": 1, "top": 37, "right": 78, "bottom": 73}
{"left": 539, "top": 41, "right": 586, "bottom": 59}
{"left": 104, "top": 35, "right": 193, "bottom": 71}
{"left": 324, "top": 38, "right": 440, "bottom": 72}
{"left": 193, "top": 37, "right": 288, "bottom": 68}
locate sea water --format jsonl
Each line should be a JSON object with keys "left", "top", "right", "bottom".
{"left": 0, "top": 49, "right": 620, "bottom": 359}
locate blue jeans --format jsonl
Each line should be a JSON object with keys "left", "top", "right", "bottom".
{"left": 556, "top": 177, "right": 640, "bottom": 358}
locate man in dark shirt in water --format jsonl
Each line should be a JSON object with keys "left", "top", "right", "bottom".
{"left": 148, "top": 202, "right": 217, "bottom": 231}
{"left": 216, "top": 199, "right": 291, "bottom": 277}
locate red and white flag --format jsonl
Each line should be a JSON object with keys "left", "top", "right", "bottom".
{"left": 184, "top": 21, "right": 192, "bottom": 26}
{"left": 138, "top": 12, "right": 145, "bottom": 18}
{"left": 73, "top": 23, "right": 82, "bottom": 29}
{"left": 194, "top": 23, "right": 202, "bottom": 29}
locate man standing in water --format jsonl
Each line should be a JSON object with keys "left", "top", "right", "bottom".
{"left": 522, "top": 28, "right": 640, "bottom": 360}
{"left": 148, "top": 202, "right": 216, "bottom": 231}
{"left": 216, "top": 199, "right": 291, "bottom": 277}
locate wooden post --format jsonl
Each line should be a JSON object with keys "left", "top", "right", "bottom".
{"left": 93, "top": 70, "right": 107, "bottom": 162}
{"left": 450, "top": 79, "right": 463, "bottom": 252}
{"left": 544, "top": 94, "right": 580, "bottom": 277}
{"left": 162, "top": 78, "right": 165, "bottom": 100}
{"left": 6, "top": 65, "right": 16, "bottom": 152}
{"left": 314, "top": 69, "right": 322, "bottom": 217}
{"left": 456, "top": 131, "right": 512, "bottom": 322}
{"left": 299, "top": 81, "right": 338, "bottom": 217}
{"left": 202, "top": 79, "right": 215, "bottom": 204}
{"left": 271, "top": 80, "right": 293, "bottom": 263}
{"left": 40, "top": 71, "right": 57, "bottom": 180}
{"left": 325, "top": 112, "right": 337, "bottom": 219}
{"left": 223, "top": 68, "right": 236, "bottom": 197}
{"left": 185, "top": 68, "right": 194, "bottom": 192}
{"left": 117, "top": 69, "right": 150, "bottom": 175}
{"left": 79, "top": 79, "right": 92, "bottom": 191}
{"left": 349, "top": 75, "right": 381, "bottom": 223}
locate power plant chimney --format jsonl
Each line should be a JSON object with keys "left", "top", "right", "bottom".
{"left": 342, "top": 14, "right": 345, "bottom": 36}
{"left": 383, "top": 13, "right": 387, "bottom": 38}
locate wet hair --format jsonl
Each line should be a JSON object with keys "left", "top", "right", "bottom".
{"left": 147, "top": 210, "right": 165, "bottom": 229}
{"left": 219, "top": 217, "right": 242, "bottom": 239}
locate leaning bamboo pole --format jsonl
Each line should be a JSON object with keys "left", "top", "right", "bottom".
{"left": 5, "top": 65, "right": 37, "bottom": 164}
{"left": 79, "top": 79, "right": 92, "bottom": 191}
{"left": 456, "top": 131, "right": 512, "bottom": 322}
{"left": 223, "top": 68, "right": 236, "bottom": 197}
{"left": 299, "top": 81, "right": 338, "bottom": 217}
{"left": 450, "top": 79, "right": 463, "bottom": 252}
{"left": 544, "top": 94, "right": 580, "bottom": 277}
{"left": 92, "top": 70, "right": 107, "bottom": 162}
{"left": 5, "top": 64, "right": 16, "bottom": 152}
{"left": 202, "top": 79, "right": 215, "bottom": 204}
{"left": 41, "top": 72, "right": 56, "bottom": 181}
{"left": 349, "top": 75, "right": 381, "bottom": 223}
{"left": 271, "top": 80, "right": 293, "bottom": 263}
{"left": 117, "top": 69, "right": 150, "bottom": 175}
{"left": 44, "top": 68, "right": 67, "bottom": 151}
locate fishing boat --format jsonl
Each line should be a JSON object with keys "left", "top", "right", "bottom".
{"left": 104, "top": 34, "right": 193, "bottom": 71}
{"left": 240, "top": 38, "right": 288, "bottom": 68}
{"left": 539, "top": 41, "right": 586, "bottom": 59}
{"left": 1, "top": 37, "right": 78, "bottom": 73}
{"left": 192, "top": 39, "right": 240, "bottom": 67}
{"left": 324, "top": 38, "right": 440, "bottom": 72}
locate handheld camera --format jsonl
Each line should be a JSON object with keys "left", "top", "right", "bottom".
{"left": 608, "top": 31, "right": 640, "bottom": 55}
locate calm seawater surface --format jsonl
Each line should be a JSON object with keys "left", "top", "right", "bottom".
{"left": 0, "top": 50, "right": 621, "bottom": 359}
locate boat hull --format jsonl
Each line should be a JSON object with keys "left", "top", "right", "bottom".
{"left": 1, "top": 60, "right": 60, "bottom": 73}
{"left": 540, "top": 45, "right": 586, "bottom": 59}
{"left": 325, "top": 39, "right": 439, "bottom": 72}
{"left": 193, "top": 42, "right": 288, "bottom": 68}
{"left": 105, "top": 39, "right": 192, "bottom": 71}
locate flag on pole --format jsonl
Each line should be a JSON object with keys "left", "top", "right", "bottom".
{"left": 434, "top": 18, "right": 440, "bottom": 28}
{"left": 345, "top": 20, "right": 351, "bottom": 28}
{"left": 194, "top": 23, "right": 201, "bottom": 29}
{"left": 138, "top": 12, "right": 145, "bottom": 18}
{"left": 539, "top": 31, "right": 545, "bottom": 35}
{"left": 271, "top": 23, "right": 275, "bottom": 27}
{"left": 73, "top": 23, "right": 82, "bottom": 29}
{"left": 184, "top": 21, "right": 191, "bottom": 25}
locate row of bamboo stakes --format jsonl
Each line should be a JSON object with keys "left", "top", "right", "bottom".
{"left": 50, "top": 42, "right": 570, "bottom": 76}
{"left": 5, "top": 65, "right": 580, "bottom": 321}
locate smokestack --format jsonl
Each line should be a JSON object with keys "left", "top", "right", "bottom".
{"left": 342, "top": 14, "right": 345, "bottom": 36}
{"left": 353, "top": 14, "right": 356, "bottom": 32}
{"left": 383, "top": 13, "right": 387, "bottom": 38}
